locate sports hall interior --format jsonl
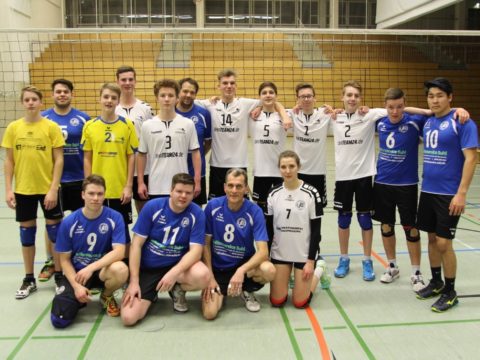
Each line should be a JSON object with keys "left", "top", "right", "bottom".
{"left": 0, "top": 1, "right": 480, "bottom": 359}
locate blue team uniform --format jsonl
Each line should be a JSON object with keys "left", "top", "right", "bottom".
{"left": 422, "top": 110, "right": 478, "bottom": 195}
{"left": 205, "top": 196, "right": 268, "bottom": 270}
{"left": 175, "top": 104, "right": 212, "bottom": 177}
{"left": 132, "top": 197, "right": 205, "bottom": 269}
{"left": 375, "top": 113, "right": 426, "bottom": 185}
{"left": 55, "top": 207, "right": 126, "bottom": 271}
{"left": 42, "top": 108, "right": 90, "bottom": 183}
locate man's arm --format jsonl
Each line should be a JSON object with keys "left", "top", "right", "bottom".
{"left": 121, "top": 153, "right": 134, "bottom": 205}
{"left": 450, "top": 148, "right": 477, "bottom": 216}
{"left": 136, "top": 152, "right": 148, "bottom": 199}
{"left": 44, "top": 147, "right": 63, "bottom": 210}
{"left": 122, "top": 234, "right": 147, "bottom": 307}
{"left": 75, "top": 244, "right": 126, "bottom": 285}
{"left": 4, "top": 148, "right": 16, "bottom": 209}
{"left": 204, "top": 139, "right": 212, "bottom": 155}
{"left": 59, "top": 253, "right": 91, "bottom": 303}
{"left": 191, "top": 149, "right": 202, "bottom": 198}
{"left": 202, "top": 234, "right": 220, "bottom": 301}
{"left": 84, "top": 150, "right": 93, "bottom": 177}
{"left": 274, "top": 102, "right": 292, "bottom": 130}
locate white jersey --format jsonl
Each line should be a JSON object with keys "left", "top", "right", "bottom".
{"left": 116, "top": 99, "right": 154, "bottom": 175}
{"left": 289, "top": 108, "right": 331, "bottom": 175}
{"left": 249, "top": 111, "right": 287, "bottom": 177}
{"left": 332, "top": 108, "right": 386, "bottom": 181}
{"left": 267, "top": 182, "right": 322, "bottom": 263}
{"left": 139, "top": 115, "right": 199, "bottom": 195}
{"left": 202, "top": 98, "right": 259, "bottom": 168}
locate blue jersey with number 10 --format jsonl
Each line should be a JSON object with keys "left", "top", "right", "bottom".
{"left": 422, "top": 110, "right": 478, "bottom": 195}
{"left": 132, "top": 197, "right": 205, "bottom": 269}
{"left": 205, "top": 196, "right": 268, "bottom": 270}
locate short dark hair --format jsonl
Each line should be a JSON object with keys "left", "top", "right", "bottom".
{"left": 217, "top": 69, "right": 237, "bottom": 81}
{"left": 20, "top": 86, "right": 43, "bottom": 102}
{"left": 179, "top": 78, "right": 199, "bottom": 94}
{"left": 424, "top": 77, "right": 453, "bottom": 96}
{"left": 258, "top": 81, "right": 278, "bottom": 95}
{"left": 384, "top": 88, "right": 405, "bottom": 102}
{"left": 82, "top": 174, "right": 106, "bottom": 191}
{"left": 225, "top": 168, "right": 248, "bottom": 186}
{"left": 171, "top": 173, "right": 195, "bottom": 190}
{"left": 295, "top": 83, "right": 315, "bottom": 97}
{"left": 153, "top": 79, "right": 180, "bottom": 97}
{"left": 278, "top": 150, "right": 301, "bottom": 168}
{"left": 116, "top": 65, "right": 136, "bottom": 79}
{"left": 51, "top": 79, "right": 74, "bottom": 92}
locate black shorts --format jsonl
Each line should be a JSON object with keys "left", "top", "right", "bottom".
{"left": 133, "top": 174, "right": 149, "bottom": 201}
{"left": 138, "top": 266, "right": 175, "bottom": 302}
{"left": 193, "top": 176, "right": 207, "bottom": 206}
{"left": 417, "top": 192, "right": 459, "bottom": 240}
{"left": 104, "top": 198, "right": 132, "bottom": 225}
{"left": 209, "top": 166, "right": 248, "bottom": 200}
{"left": 60, "top": 181, "right": 83, "bottom": 212}
{"left": 298, "top": 173, "right": 327, "bottom": 208}
{"left": 334, "top": 176, "right": 373, "bottom": 213}
{"left": 373, "top": 183, "right": 418, "bottom": 226}
{"left": 252, "top": 176, "right": 282, "bottom": 203}
{"left": 213, "top": 266, "right": 264, "bottom": 296}
{"left": 147, "top": 194, "right": 169, "bottom": 200}
{"left": 15, "top": 193, "right": 63, "bottom": 222}
{"left": 271, "top": 258, "right": 312, "bottom": 270}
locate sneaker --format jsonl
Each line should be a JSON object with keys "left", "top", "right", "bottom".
{"left": 100, "top": 292, "right": 120, "bottom": 317}
{"left": 380, "top": 264, "right": 399, "bottom": 284}
{"left": 169, "top": 283, "right": 188, "bottom": 313}
{"left": 334, "top": 257, "right": 350, "bottom": 278}
{"left": 431, "top": 290, "right": 458, "bottom": 312}
{"left": 314, "top": 259, "right": 331, "bottom": 289}
{"left": 38, "top": 259, "right": 55, "bottom": 282}
{"left": 15, "top": 278, "right": 37, "bottom": 299}
{"left": 416, "top": 279, "right": 444, "bottom": 300}
{"left": 410, "top": 271, "right": 426, "bottom": 292}
{"left": 241, "top": 291, "right": 261, "bottom": 312}
{"left": 362, "top": 260, "right": 375, "bottom": 281}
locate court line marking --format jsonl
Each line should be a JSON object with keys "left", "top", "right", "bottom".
{"left": 31, "top": 335, "right": 86, "bottom": 340}
{"left": 357, "top": 318, "right": 480, "bottom": 328}
{"left": 0, "top": 337, "right": 20, "bottom": 340}
{"left": 7, "top": 302, "right": 51, "bottom": 360}
{"left": 279, "top": 307, "right": 303, "bottom": 360}
{"left": 77, "top": 310, "right": 105, "bottom": 360}
{"left": 305, "top": 306, "right": 332, "bottom": 360}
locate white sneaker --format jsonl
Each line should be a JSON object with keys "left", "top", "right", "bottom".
{"left": 314, "top": 258, "right": 331, "bottom": 289}
{"left": 410, "top": 272, "right": 426, "bottom": 292}
{"left": 380, "top": 266, "right": 400, "bottom": 283}
{"left": 169, "top": 283, "right": 188, "bottom": 313}
{"left": 16, "top": 278, "right": 37, "bottom": 299}
{"left": 241, "top": 291, "right": 261, "bottom": 312}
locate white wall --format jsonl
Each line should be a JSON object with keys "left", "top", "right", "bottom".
{"left": 0, "top": 0, "right": 63, "bottom": 29}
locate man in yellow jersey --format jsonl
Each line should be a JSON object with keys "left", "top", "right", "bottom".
{"left": 2, "top": 86, "right": 64, "bottom": 299}
{"left": 81, "top": 83, "right": 138, "bottom": 247}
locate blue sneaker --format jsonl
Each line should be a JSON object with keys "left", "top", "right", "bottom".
{"left": 334, "top": 257, "right": 350, "bottom": 278}
{"left": 362, "top": 260, "right": 375, "bottom": 281}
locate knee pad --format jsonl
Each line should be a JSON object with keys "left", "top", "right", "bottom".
{"left": 20, "top": 226, "right": 36, "bottom": 247}
{"left": 51, "top": 284, "right": 79, "bottom": 329}
{"left": 270, "top": 295, "right": 288, "bottom": 308}
{"left": 293, "top": 292, "right": 313, "bottom": 309}
{"left": 338, "top": 212, "right": 352, "bottom": 229}
{"left": 46, "top": 223, "right": 59, "bottom": 244}
{"left": 357, "top": 213, "right": 372, "bottom": 231}
{"left": 403, "top": 226, "right": 420, "bottom": 242}
{"left": 381, "top": 224, "right": 395, "bottom": 237}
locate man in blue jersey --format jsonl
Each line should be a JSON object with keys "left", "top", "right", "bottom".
{"left": 416, "top": 78, "right": 477, "bottom": 312}
{"left": 39, "top": 79, "right": 91, "bottom": 283}
{"left": 50, "top": 175, "right": 129, "bottom": 328}
{"left": 175, "top": 78, "right": 212, "bottom": 206}
{"left": 202, "top": 169, "right": 276, "bottom": 320}
{"left": 121, "top": 173, "right": 210, "bottom": 326}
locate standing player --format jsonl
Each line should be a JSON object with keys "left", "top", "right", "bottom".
{"left": 202, "top": 169, "right": 276, "bottom": 320}
{"left": 2, "top": 86, "right": 64, "bottom": 299}
{"left": 115, "top": 65, "right": 154, "bottom": 213}
{"left": 267, "top": 151, "right": 323, "bottom": 308}
{"left": 175, "top": 77, "right": 211, "bottom": 206}
{"left": 137, "top": 79, "right": 201, "bottom": 199}
{"left": 416, "top": 78, "right": 477, "bottom": 312}
{"left": 81, "top": 83, "right": 138, "bottom": 245}
{"left": 249, "top": 81, "right": 287, "bottom": 212}
{"left": 50, "top": 175, "right": 128, "bottom": 328}
{"left": 39, "top": 78, "right": 90, "bottom": 283}
{"left": 121, "top": 173, "right": 210, "bottom": 326}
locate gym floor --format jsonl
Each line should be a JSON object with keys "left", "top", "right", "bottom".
{"left": 1, "top": 137, "right": 479, "bottom": 360}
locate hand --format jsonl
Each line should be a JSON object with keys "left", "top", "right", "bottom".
{"left": 202, "top": 278, "right": 221, "bottom": 303}
{"left": 209, "top": 96, "right": 220, "bottom": 104}
{"left": 453, "top": 108, "right": 470, "bottom": 124}
{"left": 358, "top": 106, "right": 370, "bottom": 115}
{"left": 250, "top": 107, "right": 262, "bottom": 120}
{"left": 137, "top": 183, "right": 149, "bottom": 200}
{"left": 122, "top": 282, "right": 141, "bottom": 308}
{"left": 330, "top": 108, "right": 344, "bottom": 120}
{"left": 227, "top": 268, "right": 245, "bottom": 297}
{"left": 322, "top": 104, "right": 334, "bottom": 114}
{"left": 282, "top": 116, "right": 292, "bottom": 130}
{"left": 292, "top": 104, "right": 301, "bottom": 114}
{"left": 156, "top": 269, "right": 178, "bottom": 292}
{"left": 302, "top": 261, "right": 314, "bottom": 281}
{"left": 449, "top": 193, "right": 466, "bottom": 216}
{"left": 5, "top": 190, "right": 16, "bottom": 209}
{"left": 44, "top": 188, "right": 58, "bottom": 210}
{"left": 74, "top": 285, "right": 92, "bottom": 303}
{"left": 75, "top": 266, "right": 94, "bottom": 286}
{"left": 121, "top": 185, "right": 133, "bottom": 205}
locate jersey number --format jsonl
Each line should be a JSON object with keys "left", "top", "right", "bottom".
{"left": 224, "top": 224, "right": 235, "bottom": 243}
{"left": 344, "top": 125, "right": 351, "bottom": 138}
{"left": 60, "top": 125, "right": 68, "bottom": 141}
{"left": 286, "top": 208, "right": 291, "bottom": 219}
{"left": 425, "top": 130, "right": 439, "bottom": 149}
{"left": 86, "top": 233, "right": 97, "bottom": 251}
{"left": 105, "top": 131, "right": 112, "bottom": 142}
{"left": 263, "top": 125, "right": 270, "bottom": 137}
{"left": 304, "top": 126, "right": 309, "bottom": 136}
{"left": 221, "top": 114, "right": 232, "bottom": 126}
{"left": 162, "top": 226, "right": 179, "bottom": 245}
{"left": 165, "top": 135, "right": 172, "bottom": 149}
{"left": 386, "top": 132, "right": 395, "bottom": 149}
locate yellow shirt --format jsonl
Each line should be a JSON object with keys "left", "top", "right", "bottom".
{"left": 81, "top": 116, "right": 138, "bottom": 198}
{"left": 1, "top": 117, "right": 64, "bottom": 195}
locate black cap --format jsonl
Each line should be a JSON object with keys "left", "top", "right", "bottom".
{"left": 424, "top": 77, "right": 453, "bottom": 95}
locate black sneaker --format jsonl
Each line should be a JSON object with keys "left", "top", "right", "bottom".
{"left": 431, "top": 290, "right": 458, "bottom": 312}
{"left": 416, "top": 279, "right": 444, "bottom": 300}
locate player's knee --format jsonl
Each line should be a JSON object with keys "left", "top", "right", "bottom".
{"left": 202, "top": 303, "right": 220, "bottom": 321}
{"left": 357, "top": 213, "right": 372, "bottom": 231}
{"left": 191, "top": 263, "right": 211, "bottom": 288}
{"left": 121, "top": 310, "right": 141, "bottom": 327}
{"left": 293, "top": 292, "right": 313, "bottom": 309}
{"left": 20, "top": 226, "right": 36, "bottom": 247}
{"left": 108, "top": 261, "right": 129, "bottom": 283}
{"left": 403, "top": 226, "right": 420, "bottom": 242}
{"left": 381, "top": 223, "right": 395, "bottom": 237}
{"left": 270, "top": 295, "right": 288, "bottom": 308}
{"left": 51, "top": 293, "right": 78, "bottom": 329}
{"left": 46, "top": 223, "right": 59, "bottom": 243}
{"left": 259, "top": 261, "right": 276, "bottom": 282}
{"left": 338, "top": 212, "right": 352, "bottom": 229}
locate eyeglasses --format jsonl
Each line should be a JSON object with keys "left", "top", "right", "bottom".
{"left": 298, "top": 95, "right": 314, "bottom": 100}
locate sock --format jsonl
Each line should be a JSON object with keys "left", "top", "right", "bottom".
{"left": 25, "top": 273, "right": 35, "bottom": 282}
{"left": 431, "top": 267, "right": 442, "bottom": 282}
{"left": 387, "top": 259, "right": 397, "bottom": 268}
{"left": 411, "top": 265, "right": 420, "bottom": 275}
{"left": 54, "top": 271, "right": 63, "bottom": 282}
{"left": 364, "top": 256, "right": 371, "bottom": 261}
{"left": 340, "top": 254, "right": 349, "bottom": 260}
{"left": 444, "top": 277, "right": 455, "bottom": 293}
